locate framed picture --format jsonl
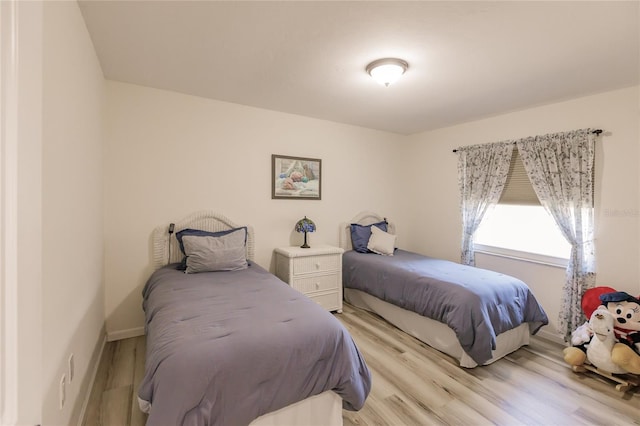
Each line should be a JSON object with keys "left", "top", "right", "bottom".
{"left": 272, "top": 154, "right": 322, "bottom": 200}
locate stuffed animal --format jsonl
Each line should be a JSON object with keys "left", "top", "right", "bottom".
{"left": 563, "top": 286, "right": 615, "bottom": 367}
{"left": 585, "top": 308, "right": 627, "bottom": 374}
{"left": 563, "top": 287, "right": 640, "bottom": 374}
{"left": 601, "top": 291, "right": 640, "bottom": 374}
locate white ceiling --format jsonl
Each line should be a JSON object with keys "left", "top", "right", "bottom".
{"left": 78, "top": 1, "right": 639, "bottom": 135}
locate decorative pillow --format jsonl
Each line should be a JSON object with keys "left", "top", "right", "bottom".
{"left": 367, "top": 225, "right": 397, "bottom": 256}
{"left": 182, "top": 228, "right": 248, "bottom": 273}
{"left": 350, "top": 221, "right": 388, "bottom": 253}
{"left": 176, "top": 227, "right": 247, "bottom": 270}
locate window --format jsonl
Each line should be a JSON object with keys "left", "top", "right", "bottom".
{"left": 474, "top": 148, "right": 571, "bottom": 263}
{"left": 475, "top": 204, "right": 571, "bottom": 261}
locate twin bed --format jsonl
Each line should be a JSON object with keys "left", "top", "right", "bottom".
{"left": 138, "top": 211, "right": 371, "bottom": 425}
{"left": 340, "top": 211, "right": 549, "bottom": 368}
{"left": 137, "top": 210, "right": 548, "bottom": 424}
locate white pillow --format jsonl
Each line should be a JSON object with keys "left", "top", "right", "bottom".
{"left": 367, "top": 225, "right": 396, "bottom": 256}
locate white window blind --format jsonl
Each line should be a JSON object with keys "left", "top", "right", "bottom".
{"left": 498, "top": 147, "right": 540, "bottom": 206}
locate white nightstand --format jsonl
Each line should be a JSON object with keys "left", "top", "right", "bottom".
{"left": 274, "top": 245, "right": 344, "bottom": 313}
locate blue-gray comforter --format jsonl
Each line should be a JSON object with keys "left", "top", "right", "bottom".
{"left": 139, "top": 263, "right": 371, "bottom": 425}
{"left": 343, "top": 249, "right": 548, "bottom": 365}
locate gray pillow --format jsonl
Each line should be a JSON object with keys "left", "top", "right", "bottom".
{"left": 182, "top": 229, "right": 248, "bottom": 273}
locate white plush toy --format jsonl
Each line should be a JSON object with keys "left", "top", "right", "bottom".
{"left": 586, "top": 308, "right": 628, "bottom": 374}
{"left": 570, "top": 321, "right": 593, "bottom": 346}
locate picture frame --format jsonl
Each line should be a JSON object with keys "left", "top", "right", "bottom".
{"left": 272, "top": 154, "right": 322, "bottom": 200}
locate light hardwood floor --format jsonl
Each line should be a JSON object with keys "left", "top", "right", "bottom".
{"left": 83, "top": 303, "right": 640, "bottom": 425}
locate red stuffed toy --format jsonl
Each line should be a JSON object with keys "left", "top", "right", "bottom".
{"left": 563, "top": 286, "right": 640, "bottom": 374}
{"left": 581, "top": 286, "right": 617, "bottom": 319}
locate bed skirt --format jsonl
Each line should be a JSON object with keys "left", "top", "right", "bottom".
{"left": 345, "top": 288, "right": 530, "bottom": 368}
{"left": 250, "top": 390, "right": 342, "bottom": 426}
{"left": 138, "top": 390, "right": 342, "bottom": 426}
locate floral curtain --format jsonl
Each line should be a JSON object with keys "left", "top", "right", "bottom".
{"left": 457, "top": 141, "right": 513, "bottom": 266}
{"left": 516, "top": 129, "right": 596, "bottom": 341}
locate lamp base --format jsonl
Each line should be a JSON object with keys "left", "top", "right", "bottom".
{"left": 301, "top": 232, "right": 310, "bottom": 248}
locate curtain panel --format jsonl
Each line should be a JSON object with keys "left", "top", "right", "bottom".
{"left": 516, "top": 128, "right": 596, "bottom": 340}
{"left": 457, "top": 141, "right": 513, "bottom": 266}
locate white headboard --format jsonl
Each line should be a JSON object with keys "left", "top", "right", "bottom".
{"left": 151, "top": 210, "right": 255, "bottom": 270}
{"left": 339, "top": 211, "right": 397, "bottom": 251}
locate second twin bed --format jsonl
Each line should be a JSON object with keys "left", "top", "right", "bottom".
{"left": 340, "top": 211, "right": 549, "bottom": 368}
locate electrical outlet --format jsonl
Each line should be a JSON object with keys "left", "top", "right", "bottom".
{"left": 68, "top": 353, "right": 74, "bottom": 383}
{"left": 59, "top": 374, "right": 66, "bottom": 410}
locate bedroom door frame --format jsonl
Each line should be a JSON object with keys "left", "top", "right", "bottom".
{"left": 0, "top": 1, "right": 20, "bottom": 423}
{"left": 1, "top": 2, "right": 15, "bottom": 422}
{"left": 1, "top": 1, "right": 44, "bottom": 424}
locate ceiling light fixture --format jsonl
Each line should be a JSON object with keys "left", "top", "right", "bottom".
{"left": 366, "top": 58, "right": 409, "bottom": 87}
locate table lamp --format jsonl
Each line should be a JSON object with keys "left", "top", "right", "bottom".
{"left": 295, "top": 216, "right": 316, "bottom": 248}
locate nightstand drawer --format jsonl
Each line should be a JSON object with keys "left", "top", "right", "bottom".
{"left": 308, "top": 291, "right": 341, "bottom": 311}
{"left": 293, "top": 274, "right": 339, "bottom": 294}
{"left": 292, "top": 255, "right": 339, "bottom": 275}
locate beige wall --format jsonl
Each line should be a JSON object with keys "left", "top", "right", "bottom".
{"left": 104, "top": 81, "right": 406, "bottom": 337}
{"left": 41, "top": 2, "right": 105, "bottom": 425}
{"left": 403, "top": 86, "right": 640, "bottom": 339}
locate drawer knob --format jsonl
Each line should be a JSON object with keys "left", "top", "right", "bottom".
{"left": 315, "top": 263, "right": 320, "bottom": 269}
{"left": 315, "top": 282, "right": 320, "bottom": 289}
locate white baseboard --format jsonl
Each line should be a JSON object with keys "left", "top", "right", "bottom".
{"left": 76, "top": 330, "right": 107, "bottom": 426}
{"left": 107, "top": 326, "right": 145, "bottom": 342}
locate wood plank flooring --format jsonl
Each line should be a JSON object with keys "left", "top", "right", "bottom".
{"left": 83, "top": 336, "right": 146, "bottom": 426}
{"left": 83, "top": 303, "right": 640, "bottom": 425}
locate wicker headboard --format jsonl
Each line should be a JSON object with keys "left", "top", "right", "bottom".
{"left": 151, "top": 210, "right": 255, "bottom": 270}
{"left": 339, "top": 211, "right": 397, "bottom": 251}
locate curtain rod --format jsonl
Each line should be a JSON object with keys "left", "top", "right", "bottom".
{"left": 452, "top": 129, "right": 603, "bottom": 153}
